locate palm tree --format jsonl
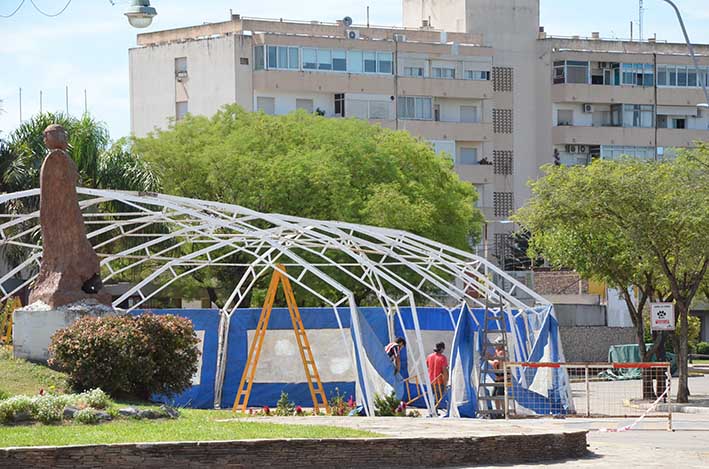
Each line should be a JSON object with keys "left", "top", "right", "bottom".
{"left": 2, "top": 112, "right": 159, "bottom": 194}
{"left": 0, "top": 112, "right": 162, "bottom": 277}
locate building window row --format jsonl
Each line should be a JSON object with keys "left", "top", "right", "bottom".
{"left": 657, "top": 65, "right": 709, "bottom": 88}
{"left": 254, "top": 45, "right": 491, "bottom": 81}
{"left": 554, "top": 60, "right": 658, "bottom": 87}
{"left": 398, "top": 96, "right": 433, "bottom": 120}
{"left": 255, "top": 45, "right": 392, "bottom": 74}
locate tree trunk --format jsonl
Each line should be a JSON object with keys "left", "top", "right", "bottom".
{"left": 676, "top": 302, "right": 690, "bottom": 403}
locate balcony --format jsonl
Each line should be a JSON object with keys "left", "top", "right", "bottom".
{"left": 398, "top": 77, "right": 492, "bottom": 100}
{"left": 398, "top": 120, "right": 492, "bottom": 141}
{"left": 657, "top": 129, "right": 709, "bottom": 147}
{"left": 253, "top": 70, "right": 394, "bottom": 95}
{"left": 551, "top": 84, "right": 654, "bottom": 105}
{"left": 454, "top": 163, "right": 494, "bottom": 185}
{"left": 552, "top": 126, "right": 655, "bottom": 147}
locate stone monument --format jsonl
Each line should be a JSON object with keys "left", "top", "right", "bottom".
{"left": 13, "top": 124, "right": 116, "bottom": 362}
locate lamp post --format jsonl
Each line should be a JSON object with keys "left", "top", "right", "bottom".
{"left": 124, "top": 0, "right": 157, "bottom": 29}
{"left": 661, "top": 0, "right": 709, "bottom": 108}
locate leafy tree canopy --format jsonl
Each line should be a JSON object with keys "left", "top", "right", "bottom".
{"left": 515, "top": 145, "right": 709, "bottom": 402}
{"left": 134, "top": 105, "right": 483, "bottom": 250}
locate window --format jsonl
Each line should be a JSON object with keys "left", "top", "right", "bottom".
{"left": 363, "top": 52, "right": 377, "bottom": 73}
{"left": 398, "top": 96, "right": 432, "bottom": 120}
{"left": 553, "top": 61, "right": 589, "bottom": 84}
{"left": 175, "top": 57, "right": 187, "bottom": 73}
{"left": 460, "top": 106, "right": 479, "bottom": 123}
{"left": 677, "top": 66, "right": 687, "bottom": 86}
{"left": 557, "top": 109, "right": 573, "bottom": 126}
{"left": 347, "top": 98, "right": 390, "bottom": 119}
{"left": 622, "top": 63, "right": 654, "bottom": 86}
{"left": 404, "top": 66, "right": 424, "bottom": 77}
{"left": 432, "top": 67, "right": 456, "bottom": 79}
{"left": 296, "top": 99, "right": 314, "bottom": 113}
{"left": 256, "top": 96, "right": 275, "bottom": 115}
{"left": 333, "top": 50, "right": 347, "bottom": 71}
{"left": 289, "top": 48, "right": 299, "bottom": 69}
{"left": 318, "top": 49, "right": 332, "bottom": 70}
{"left": 457, "top": 147, "right": 478, "bottom": 165}
{"left": 303, "top": 48, "right": 317, "bottom": 70}
{"left": 566, "top": 61, "right": 589, "bottom": 84}
{"left": 553, "top": 61, "right": 565, "bottom": 84}
{"left": 601, "top": 145, "right": 655, "bottom": 161}
{"left": 657, "top": 65, "right": 667, "bottom": 86}
{"left": 377, "top": 52, "right": 393, "bottom": 74}
{"left": 267, "top": 46, "right": 278, "bottom": 69}
{"left": 334, "top": 93, "right": 345, "bottom": 117}
{"left": 464, "top": 70, "right": 490, "bottom": 80}
{"left": 176, "top": 101, "right": 188, "bottom": 121}
{"left": 348, "top": 50, "right": 363, "bottom": 73}
{"left": 254, "top": 46, "right": 265, "bottom": 70}
{"left": 240, "top": 57, "right": 249, "bottom": 65}
{"left": 623, "top": 104, "right": 654, "bottom": 128}
{"left": 265, "top": 45, "right": 299, "bottom": 69}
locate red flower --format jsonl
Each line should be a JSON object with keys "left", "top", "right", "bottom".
{"left": 263, "top": 405, "right": 270, "bottom": 415}
{"left": 295, "top": 405, "right": 303, "bottom": 415}
{"left": 39, "top": 388, "right": 44, "bottom": 396}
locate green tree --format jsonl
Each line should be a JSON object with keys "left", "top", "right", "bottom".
{"left": 133, "top": 105, "right": 483, "bottom": 307}
{"left": 1, "top": 112, "right": 159, "bottom": 194}
{"left": 515, "top": 147, "right": 708, "bottom": 403}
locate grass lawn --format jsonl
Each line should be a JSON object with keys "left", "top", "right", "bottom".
{"left": 0, "top": 346, "right": 379, "bottom": 447}
{"left": 0, "top": 346, "right": 67, "bottom": 396}
{"left": 0, "top": 410, "right": 379, "bottom": 448}
{"left": 692, "top": 359, "right": 709, "bottom": 365}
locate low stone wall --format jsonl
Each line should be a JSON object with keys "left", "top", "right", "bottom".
{"left": 560, "top": 326, "right": 636, "bottom": 362}
{"left": 1, "top": 432, "right": 588, "bottom": 468}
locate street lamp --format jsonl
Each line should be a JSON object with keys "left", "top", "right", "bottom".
{"left": 662, "top": 0, "right": 709, "bottom": 108}
{"left": 124, "top": 0, "right": 157, "bottom": 29}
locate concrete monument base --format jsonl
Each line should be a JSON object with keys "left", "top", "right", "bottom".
{"left": 12, "top": 300, "right": 118, "bottom": 363}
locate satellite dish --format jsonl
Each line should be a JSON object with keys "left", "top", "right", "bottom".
{"left": 343, "top": 16, "right": 353, "bottom": 27}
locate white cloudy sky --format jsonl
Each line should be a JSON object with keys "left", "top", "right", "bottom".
{"left": 1, "top": 0, "right": 708, "bottom": 139}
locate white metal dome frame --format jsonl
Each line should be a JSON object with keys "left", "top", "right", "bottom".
{"left": 0, "top": 188, "right": 550, "bottom": 416}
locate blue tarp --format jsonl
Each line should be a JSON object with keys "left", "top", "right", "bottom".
{"left": 134, "top": 306, "right": 571, "bottom": 416}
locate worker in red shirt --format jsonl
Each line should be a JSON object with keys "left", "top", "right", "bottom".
{"left": 426, "top": 342, "right": 449, "bottom": 405}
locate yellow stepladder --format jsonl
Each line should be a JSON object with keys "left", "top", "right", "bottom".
{"left": 232, "top": 265, "right": 330, "bottom": 414}
{"left": 0, "top": 297, "right": 21, "bottom": 345}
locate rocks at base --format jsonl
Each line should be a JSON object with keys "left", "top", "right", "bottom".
{"left": 118, "top": 407, "right": 139, "bottom": 417}
{"left": 12, "top": 411, "right": 32, "bottom": 423}
{"left": 63, "top": 406, "right": 79, "bottom": 419}
{"left": 94, "top": 411, "right": 112, "bottom": 422}
{"left": 160, "top": 405, "right": 180, "bottom": 419}
{"left": 137, "top": 409, "right": 160, "bottom": 420}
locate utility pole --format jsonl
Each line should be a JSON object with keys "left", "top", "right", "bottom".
{"left": 639, "top": 0, "right": 644, "bottom": 42}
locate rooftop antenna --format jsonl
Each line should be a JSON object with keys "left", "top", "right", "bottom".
{"left": 639, "top": 0, "right": 644, "bottom": 42}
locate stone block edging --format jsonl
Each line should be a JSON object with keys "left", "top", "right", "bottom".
{"left": 0, "top": 431, "right": 588, "bottom": 468}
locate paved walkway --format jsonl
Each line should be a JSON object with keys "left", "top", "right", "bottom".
{"left": 240, "top": 375, "right": 709, "bottom": 467}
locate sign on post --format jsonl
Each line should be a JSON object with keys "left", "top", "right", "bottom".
{"left": 650, "top": 303, "right": 675, "bottom": 331}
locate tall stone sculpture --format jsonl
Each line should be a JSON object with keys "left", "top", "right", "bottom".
{"left": 28, "top": 124, "right": 111, "bottom": 307}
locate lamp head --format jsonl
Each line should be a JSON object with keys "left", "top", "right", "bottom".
{"left": 125, "top": 0, "right": 157, "bottom": 29}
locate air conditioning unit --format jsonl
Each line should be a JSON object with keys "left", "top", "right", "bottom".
{"left": 598, "top": 62, "right": 608, "bottom": 68}
{"left": 578, "top": 145, "right": 587, "bottom": 153}
{"left": 175, "top": 71, "right": 188, "bottom": 82}
{"left": 393, "top": 33, "right": 407, "bottom": 42}
{"left": 346, "top": 29, "right": 360, "bottom": 40}
{"left": 582, "top": 103, "right": 593, "bottom": 113}
{"left": 565, "top": 144, "right": 578, "bottom": 153}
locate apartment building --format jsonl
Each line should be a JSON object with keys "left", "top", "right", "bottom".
{"left": 129, "top": 1, "right": 709, "bottom": 265}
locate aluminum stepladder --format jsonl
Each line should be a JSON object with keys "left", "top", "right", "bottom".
{"left": 232, "top": 264, "right": 330, "bottom": 414}
{"left": 476, "top": 295, "right": 515, "bottom": 418}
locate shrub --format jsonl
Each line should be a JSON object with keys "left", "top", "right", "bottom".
{"left": 74, "top": 409, "right": 99, "bottom": 425}
{"left": 695, "top": 342, "right": 709, "bottom": 356}
{"left": 49, "top": 313, "right": 200, "bottom": 400}
{"left": 374, "top": 392, "right": 403, "bottom": 417}
{"left": 0, "top": 395, "right": 33, "bottom": 423}
{"left": 275, "top": 392, "right": 295, "bottom": 416}
{"left": 0, "top": 390, "right": 9, "bottom": 401}
{"left": 79, "top": 389, "right": 111, "bottom": 410}
{"left": 32, "top": 395, "right": 69, "bottom": 424}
